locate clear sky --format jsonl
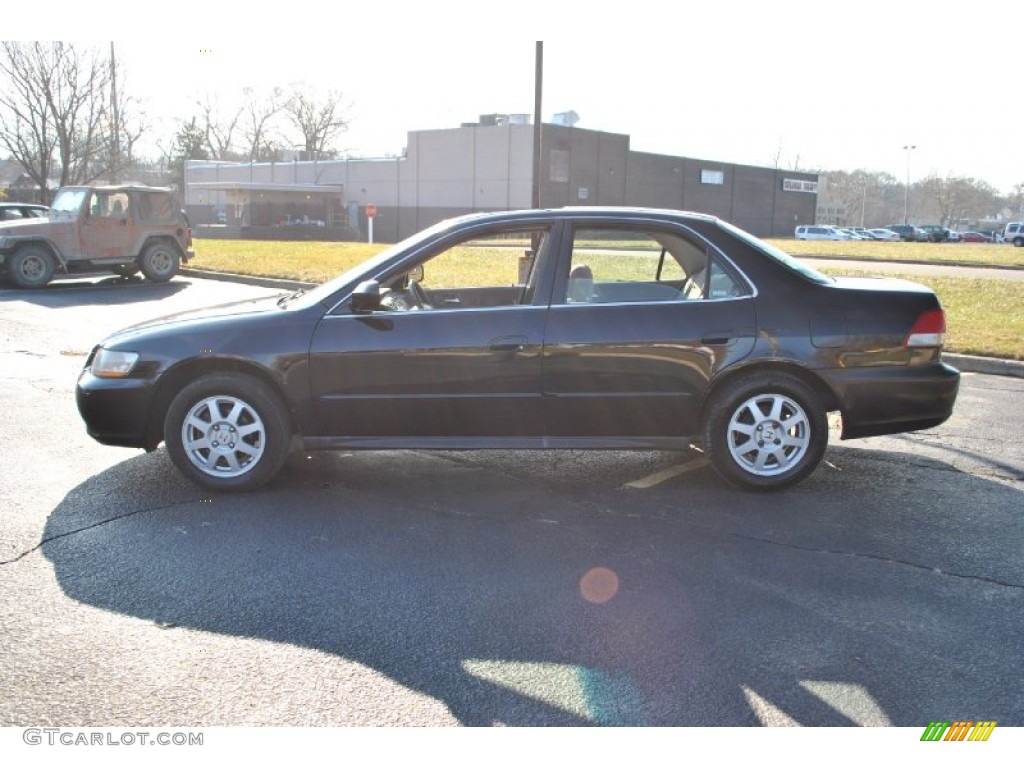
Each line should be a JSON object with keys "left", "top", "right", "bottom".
{"left": 9, "top": 0, "right": 1024, "bottom": 194}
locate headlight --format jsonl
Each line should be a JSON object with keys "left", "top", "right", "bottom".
{"left": 90, "top": 348, "right": 140, "bottom": 378}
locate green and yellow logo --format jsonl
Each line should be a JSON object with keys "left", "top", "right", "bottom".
{"left": 920, "top": 721, "right": 996, "bottom": 742}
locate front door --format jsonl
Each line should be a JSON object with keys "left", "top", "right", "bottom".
{"left": 307, "top": 224, "right": 556, "bottom": 442}
{"left": 78, "top": 189, "right": 136, "bottom": 259}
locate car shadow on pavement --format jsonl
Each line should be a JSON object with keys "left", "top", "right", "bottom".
{"left": 40, "top": 445, "right": 1024, "bottom": 726}
{"left": 0, "top": 277, "right": 190, "bottom": 307}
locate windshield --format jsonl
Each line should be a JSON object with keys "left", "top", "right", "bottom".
{"left": 50, "top": 188, "right": 89, "bottom": 214}
{"left": 717, "top": 219, "right": 834, "bottom": 285}
{"left": 282, "top": 217, "right": 460, "bottom": 310}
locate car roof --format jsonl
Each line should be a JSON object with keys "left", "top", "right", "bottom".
{"left": 440, "top": 206, "right": 721, "bottom": 227}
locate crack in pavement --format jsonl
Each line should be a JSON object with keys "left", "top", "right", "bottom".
{"left": 0, "top": 498, "right": 206, "bottom": 566}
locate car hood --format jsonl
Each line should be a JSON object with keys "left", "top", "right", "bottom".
{"left": 103, "top": 293, "right": 293, "bottom": 342}
{"left": 0, "top": 217, "right": 51, "bottom": 236}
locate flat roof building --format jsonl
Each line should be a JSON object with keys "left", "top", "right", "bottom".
{"left": 185, "top": 121, "right": 818, "bottom": 241}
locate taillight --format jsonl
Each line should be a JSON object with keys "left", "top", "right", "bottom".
{"left": 904, "top": 309, "right": 946, "bottom": 347}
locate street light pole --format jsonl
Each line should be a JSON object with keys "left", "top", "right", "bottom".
{"left": 903, "top": 144, "right": 916, "bottom": 225}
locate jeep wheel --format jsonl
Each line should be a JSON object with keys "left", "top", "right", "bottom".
{"left": 10, "top": 245, "right": 55, "bottom": 289}
{"left": 140, "top": 242, "right": 180, "bottom": 282}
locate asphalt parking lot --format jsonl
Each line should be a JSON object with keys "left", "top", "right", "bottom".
{"left": 1, "top": 275, "right": 1022, "bottom": 727}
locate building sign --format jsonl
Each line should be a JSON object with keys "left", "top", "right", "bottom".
{"left": 783, "top": 178, "right": 818, "bottom": 194}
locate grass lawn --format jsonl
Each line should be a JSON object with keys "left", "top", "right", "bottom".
{"left": 767, "top": 238, "right": 1024, "bottom": 268}
{"left": 189, "top": 238, "right": 1024, "bottom": 360}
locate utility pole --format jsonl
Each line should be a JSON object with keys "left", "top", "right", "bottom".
{"left": 109, "top": 42, "right": 121, "bottom": 183}
{"left": 531, "top": 42, "right": 543, "bottom": 210}
{"left": 902, "top": 144, "right": 916, "bottom": 225}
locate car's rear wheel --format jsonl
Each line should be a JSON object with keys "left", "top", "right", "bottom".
{"left": 1013, "top": 237, "right": 1024, "bottom": 248}
{"left": 703, "top": 371, "right": 827, "bottom": 490}
{"left": 140, "top": 242, "right": 180, "bottom": 282}
{"left": 164, "top": 373, "right": 291, "bottom": 491}
{"left": 9, "top": 245, "right": 55, "bottom": 288}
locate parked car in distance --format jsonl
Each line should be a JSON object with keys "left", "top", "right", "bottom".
{"left": 885, "top": 225, "right": 923, "bottom": 242}
{"left": 1004, "top": 222, "right": 1024, "bottom": 247}
{"left": 76, "top": 207, "right": 960, "bottom": 493}
{"left": 959, "top": 231, "right": 990, "bottom": 243}
{"left": 0, "top": 202, "right": 49, "bottom": 221}
{"left": 917, "top": 225, "right": 950, "bottom": 243}
{"left": 867, "top": 228, "right": 902, "bottom": 241}
{"left": 835, "top": 228, "right": 871, "bottom": 240}
{"left": 794, "top": 225, "right": 851, "bottom": 240}
{"left": 0, "top": 185, "right": 192, "bottom": 288}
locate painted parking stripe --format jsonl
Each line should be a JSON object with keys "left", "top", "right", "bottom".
{"left": 622, "top": 457, "right": 709, "bottom": 489}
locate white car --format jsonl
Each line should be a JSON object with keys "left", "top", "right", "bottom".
{"left": 867, "top": 228, "right": 902, "bottom": 241}
{"left": 794, "top": 225, "right": 852, "bottom": 241}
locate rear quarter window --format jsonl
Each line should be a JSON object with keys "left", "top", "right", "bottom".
{"left": 138, "top": 192, "right": 176, "bottom": 221}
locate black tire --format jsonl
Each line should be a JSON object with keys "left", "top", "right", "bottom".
{"left": 164, "top": 373, "right": 291, "bottom": 492}
{"left": 9, "top": 245, "right": 55, "bottom": 288}
{"left": 139, "top": 241, "right": 180, "bottom": 282}
{"left": 703, "top": 371, "right": 827, "bottom": 491}
{"left": 1013, "top": 237, "right": 1024, "bottom": 248}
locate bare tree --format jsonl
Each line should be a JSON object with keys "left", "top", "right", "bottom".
{"left": 283, "top": 84, "right": 349, "bottom": 159}
{"left": 241, "top": 86, "right": 285, "bottom": 162}
{"left": 1, "top": 42, "right": 62, "bottom": 202}
{"left": 196, "top": 95, "right": 244, "bottom": 161}
{"left": 817, "top": 169, "right": 902, "bottom": 227}
{"left": 918, "top": 174, "right": 998, "bottom": 227}
{"left": 0, "top": 41, "right": 141, "bottom": 201}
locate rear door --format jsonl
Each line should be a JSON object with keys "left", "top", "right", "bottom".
{"left": 541, "top": 219, "right": 756, "bottom": 440}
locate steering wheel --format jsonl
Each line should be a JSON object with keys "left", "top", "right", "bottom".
{"left": 407, "top": 279, "right": 432, "bottom": 309}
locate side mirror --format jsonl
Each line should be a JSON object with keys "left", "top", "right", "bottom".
{"left": 350, "top": 280, "right": 382, "bottom": 314}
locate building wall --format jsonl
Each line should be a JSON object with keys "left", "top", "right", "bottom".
{"left": 186, "top": 124, "right": 818, "bottom": 241}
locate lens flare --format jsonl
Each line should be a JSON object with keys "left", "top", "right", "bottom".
{"left": 579, "top": 567, "right": 619, "bottom": 604}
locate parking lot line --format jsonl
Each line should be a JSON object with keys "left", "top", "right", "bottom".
{"left": 622, "top": 457, "right": 709, "bottom": 489}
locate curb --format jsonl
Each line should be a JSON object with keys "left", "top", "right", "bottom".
{"left": 180, "top": 268, "right": 1024, "bottom": 379}
{"left": 943, "top": 353, "right": 1024, "bottom": 379}
{"left": 179, "top": 268, "right": 315, "bottom": 291}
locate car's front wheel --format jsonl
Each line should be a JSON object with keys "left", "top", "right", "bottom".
{"left": 164, "top": 373, "right": 291, "bottom": 491}
{"left": 140, "top": 242, "right": 180, "bottom": 282}
{"left": 703, "top": 371, "right": 827, "bottom": 490}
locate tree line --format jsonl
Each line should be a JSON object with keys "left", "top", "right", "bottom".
{"left": 817, "top": 169, "right": 1020, "bottom": 230}
{"left": 2, "top": 41, "right": 1021, "bottom": 225}
{"left": 0, "top": 42, "right": 349, "bottom": 203}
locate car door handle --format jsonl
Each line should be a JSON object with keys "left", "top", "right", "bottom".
{"left": 489, "top": 335, "right": 528, "bottom": 352}
{"left": 700, "top": 335, "right": 733, "bottom": 345}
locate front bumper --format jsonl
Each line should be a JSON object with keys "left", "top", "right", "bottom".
{"left": 821, "top": 362, "right": 960, "bottom": 439}
{"left": 76, "top": 368, "right": 158, "bottom": 449}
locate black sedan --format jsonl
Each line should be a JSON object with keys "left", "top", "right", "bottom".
{"left": 76, "top": 208, "right": 960, "bottom": 491}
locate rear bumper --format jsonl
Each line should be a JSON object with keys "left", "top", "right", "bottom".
{"left": 821, "top": 362, "right": 960, "bottom": 439}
